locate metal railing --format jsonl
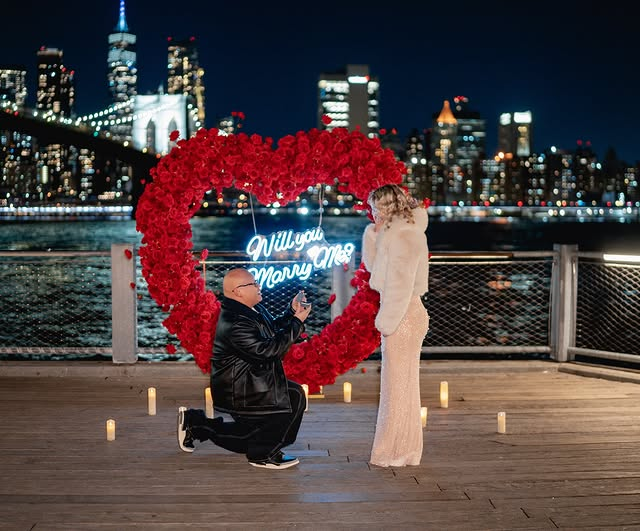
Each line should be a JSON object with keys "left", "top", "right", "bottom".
{"left": 425, "top": 251, "right": 553, "bottom": 354}
{"left": 0, "top": 244, "right": 638, "bottom": 368}
{"left": 569, "top": 250, "right": 640, "bottom": 362}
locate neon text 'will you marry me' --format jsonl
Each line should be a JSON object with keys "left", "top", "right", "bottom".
{"left": 245, "top": 228, "right": 355, "bottom": 289}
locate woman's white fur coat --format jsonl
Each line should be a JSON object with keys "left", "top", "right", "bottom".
{"left": 361, "top": 207, "right": 429, "bottom": 336}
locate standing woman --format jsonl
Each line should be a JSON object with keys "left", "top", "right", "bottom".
{"left": 362, "top": 184, "right": 430, "bottom": 467}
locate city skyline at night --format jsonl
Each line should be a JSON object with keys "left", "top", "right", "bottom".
{"left": 1, "top": 1, "right": 638, "bottom": 163}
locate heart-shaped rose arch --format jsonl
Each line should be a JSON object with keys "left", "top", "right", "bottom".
{"left": 135, "top": 126, "right": 406, "bottom": 392}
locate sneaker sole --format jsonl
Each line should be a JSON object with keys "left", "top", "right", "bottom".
{"left": 177, "top": 407, "right": 194, "bottom": 453}
{"left": 250, "top": 458, "right": 299, "bottom": 470}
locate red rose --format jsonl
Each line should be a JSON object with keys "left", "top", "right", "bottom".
{"left": 124, "top": 249, "right": 133, "bottom": 260}
{"left": 327, "top": 294, "right": 336, "bottom": 305}
{"left": 200, "top": 248, "right": 209, "bottom": 261}
{"left": 423, "top": 198, "right": 432, "bottom": 208}
{"left": 129, "top": 282, "right": 136, "bottom": 290}
{"left": 321, "top": 115, "right": 332, "bottom": 125}
{"left": 169, "top": 130, "right": 180, "bottom": 142}
{"left": 166, "top": 344, "right": 177, "bottom": 354}
{"left": 379, "top": 128, "right": 387, "bottom": 135}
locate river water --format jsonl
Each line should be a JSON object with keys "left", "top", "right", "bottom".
{"left": 1, "top": 214, "right": 639, "bottom": 253}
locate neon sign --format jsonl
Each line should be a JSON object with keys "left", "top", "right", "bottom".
{"left": 245, "top": 227, "right": 355, "bottom": 289}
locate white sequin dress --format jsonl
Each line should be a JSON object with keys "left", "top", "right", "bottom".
{"left": 370, "top": 296, "right": 429, "bottom": 467}
{"left": 362, "top": 207, "right": 430, "bottom": 468}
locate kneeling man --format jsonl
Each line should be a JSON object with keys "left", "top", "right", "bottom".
{"left": 178, "top": 268, "right": 311, "bottom": 469}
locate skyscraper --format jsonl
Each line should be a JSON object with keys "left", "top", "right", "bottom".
{"left": 167, "top": 36, "right": 205, "bottom": 135}
{"left": 318, "top": 64, "right": 379, "bottom": 138}
{"left": 0, "top": 65, "right": 37, "bottom": 207}
{"left": 402, "top": 129, "right": 431, "bottom": 199}
{"left": 430, "top": 100, "right": 457, "bottom": 167}
{"left": 36, "top": 48, "right": 75, "bottom": 116}
{"left": 430, "top": 98, "right": 486, "bottom": 203}
{"left": 0, "top": 65, "right": 27, "bottom": 108}
{"left": 107, "top": 0, "right": 137, "bottom": 143}
{"left": 35, "top": 47, "right": 76, "bottom": 200}
{"left": 452, "top": 96, "right": 486, "bottom": 169}
{"left": 498, "top": 111, "right": 533, "bottom": 157}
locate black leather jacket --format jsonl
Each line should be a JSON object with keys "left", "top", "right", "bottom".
{"left": 211, "top": 298, "right": 304, "bottom": 416}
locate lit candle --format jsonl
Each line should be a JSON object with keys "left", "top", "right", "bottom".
{"left": 205, "top": 387, "right": 213, "bottom": 418}
{"left": 421, "top": 406, "right": 428, "bottom": 428}
{"left": 343, "top": 382, "right": 352, "bottom": 403}
{"left": 106, "top": 419, "right": 116, "bottom": 441}
{"left": 497, "top": 411, "right": 506, "bottom": 434}
{"left": 147, "top": 387, "right": 157, "bottom": 416}
{"left": 440, "top": 381, "right": 449, "bottom": 408}
{"left": 302, "top": 384, "right": 309, "bottom": 411}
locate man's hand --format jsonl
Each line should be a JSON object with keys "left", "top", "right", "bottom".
{"left": 291, "top": 291, "right": 308, "bottom": 312}
{"left": 294, "top": 303, "right": 312, "bottom": 322}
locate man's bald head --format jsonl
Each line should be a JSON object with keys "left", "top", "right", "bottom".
{"left": 223, "top": 268, "right": 262, "bottom": 307}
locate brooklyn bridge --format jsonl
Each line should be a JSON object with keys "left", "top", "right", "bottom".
{"left": 1, "top": 100, "right": 161, "bottom": 217}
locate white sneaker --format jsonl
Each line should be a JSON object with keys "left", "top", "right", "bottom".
{"left": 177, "top": 406, "right": 194, "bottom": 453}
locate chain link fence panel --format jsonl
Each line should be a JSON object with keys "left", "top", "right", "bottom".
{"left": 575, "top": 260, "right": 640, "bottom": 356}
{"left": 424, "top": 256, "right": 553, "bottom": 349}
{"left": 0, "top": 253, "right": 112, "bottom": 359}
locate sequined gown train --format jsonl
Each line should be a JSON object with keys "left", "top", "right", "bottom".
{"left": 370, "top": 296, "right": 429, "bottom": 467}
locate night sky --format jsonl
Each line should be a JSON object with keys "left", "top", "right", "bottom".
{"left": 3, "top": 1, "right": 638, "bottom": 162}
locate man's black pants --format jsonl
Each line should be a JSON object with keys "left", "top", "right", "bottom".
{"left": 188, "top": 380, "right": 306, "bottom": 461}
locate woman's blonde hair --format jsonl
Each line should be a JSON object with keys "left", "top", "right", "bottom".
{"left": 368, "top": 184, "right": 419, "bottom": 226}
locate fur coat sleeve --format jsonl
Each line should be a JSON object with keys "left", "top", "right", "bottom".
{"left": 361, "top": 223, "right": 377, "bottom": 272}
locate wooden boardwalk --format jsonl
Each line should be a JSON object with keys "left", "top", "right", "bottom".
{"left": 1, "top": 359, "right": 640, "bottom": 530}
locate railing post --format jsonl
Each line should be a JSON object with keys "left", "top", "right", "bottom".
{"left": 111, "top": 243, "right": 138, "bottom": 364}
{"left": 550, "top": 244, "right": 578, "bottom": 362}
{"left": 331, "top": 254, "right": 356, "bottom": 321}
